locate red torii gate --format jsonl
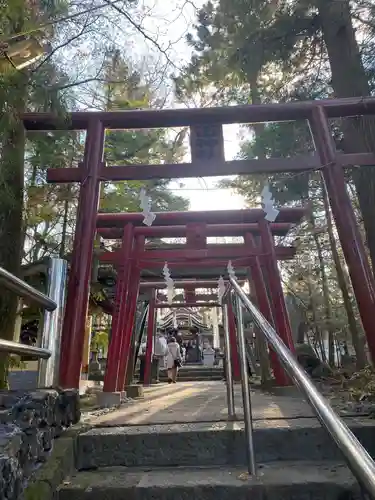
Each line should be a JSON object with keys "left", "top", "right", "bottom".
{"left": 97, "top": 210, "right": 304, "bottom": 390}
{"left": 141, "top": 280, "right": 246, "bottom": 386}
{"left": 21, "top": 96, "right": 375, "bottom": 390}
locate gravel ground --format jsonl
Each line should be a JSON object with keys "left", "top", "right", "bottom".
{"left": 317, "top": 382, "right": 375, "bottom": 417}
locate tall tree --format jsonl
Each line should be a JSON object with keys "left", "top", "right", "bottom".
{"left": 100, "top": 48, "right": 189, "bottom": 214}
{"left": 0, "top": 0, "right": 71, "bottom": 387}
{"left": 175, "top": 0, "right": 374, "bottom": 365}
{"left": 0, "top": 0, "right": 188, "bottom": 386}
{"left": 178, "top": 0, "right": 375, "bottom": 272}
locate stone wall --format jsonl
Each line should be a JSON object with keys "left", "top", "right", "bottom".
{"left": 0, "top": 388, "right": 80, "bottom": 500}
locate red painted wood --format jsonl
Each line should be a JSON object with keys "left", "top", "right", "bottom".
{"left": 103, "top": 223, "right": 134, "bottom": 392}
{"left": 116, "top": 236, "right": 145, "bottom": 392}
{"left": 96, "top": 208, "right": 306, "bottom": 228}
{"left": 98, "top": 222, "right": 293, "bottom": 239}
{"left": 259, "top": 220, "right": 295, "bottom": 356}
{"left": 99, "top": 246, "right": 297, "bottom": 264}
{"left": 310, "top": 106, "right": 375, "bottom": 364}
{"left": 22, "top": 96, "right": 375, "bottom": 131}
{"left": 59, "top": 119, "right": 104, "bottom": 389}
{"left": 47, "top": 153, "right": 375, "bottom": 183}
{"left": 245, "top": 233, "right": 290, "bottom": 386}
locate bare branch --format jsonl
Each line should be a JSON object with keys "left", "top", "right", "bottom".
{"left": 2, "top": 0, "right": 126, "bottom": 42}
{"left": 32, "top": 22, "right": 91, "bottom": 73}
{"left": 102, "top": 0, "right": 180, "bottom": 71}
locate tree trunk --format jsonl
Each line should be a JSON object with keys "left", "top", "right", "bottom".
{"left": 309, "top": 213, "right": 335, "bottom": 365}
{"left": 0, "top": 73, "right": 27, "bottom": 388}
{"left": 318, "top": 0, "right": 375, "bottom": 274}
{"left": 60, "top": 190, "right": 70, "bottom": 258}
{"left": 306, "top": 276, "right": 326, "bottom": 361}
{"left": 320, "top": 175, "right": 367, "bottom": 368}
{"left": 30, "top": 164, "right": 42, "bottom": 262}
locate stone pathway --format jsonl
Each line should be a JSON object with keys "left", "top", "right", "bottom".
{"left": 93, "top": 381, "right": 315, "bottom": 426}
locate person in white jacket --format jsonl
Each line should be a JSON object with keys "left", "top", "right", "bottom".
{"left": 166, "top": 337, "right": 182, "bottom": 383}
{"left": 138, "top": 331, "right": 168, "bottom": 383}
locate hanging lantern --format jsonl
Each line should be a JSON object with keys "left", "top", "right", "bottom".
{"left": 0, "top": 36, "right": 47, "bottom": 72}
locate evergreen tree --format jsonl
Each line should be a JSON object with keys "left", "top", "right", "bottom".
{"left": 100, "top": 49, "right": 188, "bottom": 215}
{"left": 177, "top": 0, "right": 375, "bottom": 273}
{"left": 0, "top": 0, "right": 71, "bottom": 386}
{"left": 0, "top": 3, "right": 188, "bottom": 385}
{"left": 174, "top": 0, "right": 374, "bottom": 366}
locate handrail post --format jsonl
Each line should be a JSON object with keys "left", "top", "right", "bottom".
{"left": 227, "top": 299, "right": 241, "bottom": 381}
{"left": 38, "top": 258, "right": 67, "bottom": 388}
{"left": 234, "top": 293, "right": 256, "bottom": 475}
{"left": 229, "top": 275, "right": 375, "bottom": 495}
{"left": 222, "top": 303, "right": 236, "bottom": 420}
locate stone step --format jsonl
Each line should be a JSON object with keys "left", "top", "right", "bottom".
{"left": 177, "top": 372, "right": 223, "bottom": 376}
{"left": 158, "top": 375, "right": 224, "bottom": 381}
{"left": 160, "top": 371, "right": 223, "bottom": 378}
{"left": 57, "top": 461, "right": 358, "bottom": 500}
{"left": 75, "top": 418, "right": 375, "bottom": 470}
{"left": 134, "top": 368, "right": 224, "bottom": 377}
{"left": 89, "top": 373, "right": 224, "bottom": 383}
{"left": 159, "top": 370, "right": 223, "bottom": 376}
{"left": 144, "top": 367, "right": 223, "bottom": 373}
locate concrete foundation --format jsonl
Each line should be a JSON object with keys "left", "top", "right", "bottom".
{"left": 96, "top": 391, "right": 122, "bottom": 408}
{"left": 125, "top": 385, "right": 144, "bottom": 399}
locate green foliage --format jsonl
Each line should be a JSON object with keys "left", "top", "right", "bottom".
{"left": 176, "top": 0, "right": 324, "bottom": 104}
{"left": 8, "top": 356, "right": 26, "bottom": 370}
{"left": 176, "top": 0, "right": 372, "bottom": 367}
{"left": 99, "top": 48, "right": 189, "bottom": 215}
{"left": 0, "top": 0, "right": 190, "bottom": 389}
{"left": 344, "top": 366, "right": 375, "bottom": 401}
{"left": 23, "top": 48, "right": 189, "bottom": 262}
{"left": 90, "top": 330, "right": 109, "bottom": 353}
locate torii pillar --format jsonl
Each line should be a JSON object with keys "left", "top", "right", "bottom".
{"left": 245, "top": 232, "right": 290, "bottom": 386}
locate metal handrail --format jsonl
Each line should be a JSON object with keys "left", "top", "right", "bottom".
{"left": 228, "top": 275, "right": 375, "bottom": 497}
{"left": 0, "top": 339, "right": 51, "bottom": 359}
{"left": 0, "top": 265, "right": 57, "bottom": 311}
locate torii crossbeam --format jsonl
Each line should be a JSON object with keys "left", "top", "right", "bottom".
{"left": 22, "top": 95, "right": 375, "bottom": 389}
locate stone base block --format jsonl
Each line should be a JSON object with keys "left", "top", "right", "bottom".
{"left": 268, "top": 386, "right": 300, "bottom": 398}
{"left": 125, "top": 385, "right": 144, "bottom": 399}
{"left": 96, "top": 392, "right": 121, "bottom": 408}
{"left": 227, "top": 413, "right": 237, "bottom": 422}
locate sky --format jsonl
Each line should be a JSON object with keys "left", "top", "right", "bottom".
{"left": 61, "top": 0, "right": 249, "bottom": 212}
{"left": 139, "top": 0, "right": 248, "bottom": 211}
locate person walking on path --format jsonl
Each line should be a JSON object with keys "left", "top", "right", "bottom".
{"left": 138, "top": 330, "right": 168, "bottom": 383}
{"left": 166, "top": 336, "right": 182, "bottom": 384}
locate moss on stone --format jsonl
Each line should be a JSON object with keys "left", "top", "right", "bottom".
{"left": 24, "top": 480, "right": 52, "bottom": 500}
{"left": 24, "top": 437, "right": 74, "bottom": 500}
